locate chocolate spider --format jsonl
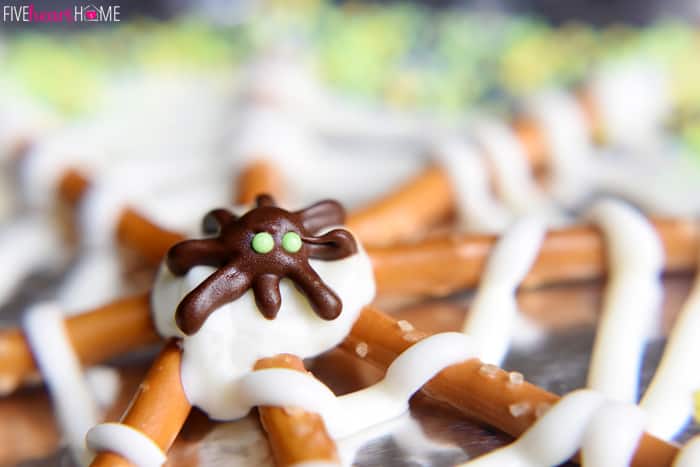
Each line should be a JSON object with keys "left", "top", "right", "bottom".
{"left": 166, "top": 194, "right": 358, "bottom": 335}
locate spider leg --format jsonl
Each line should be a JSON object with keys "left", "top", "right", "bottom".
{"left": 289, "top": 264, "right": 342, "bottom": 320}
{"left": 252, "top": 274, "right": 282, "bottom": 319}
{"left": 166, "top": 239, "right": 229, "bottom": 276}
{"left": 295, "top": 199, "right": 346, "bottom": 233}
{"left": 202, "top": 208, "right": 238, "bottom": 234}
{"left": 175, "top": 264, "right": 252, "bottom": 335}
{"left": 255, "top": 194, "right": 277, "bottom": 207}
{"left": 303, "top": 229, "right": 358, "bottom": 260}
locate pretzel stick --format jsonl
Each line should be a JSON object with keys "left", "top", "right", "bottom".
{"left": 236, "top": 160, "right": 286, "bottom": 205}
{"left": 56, "top": 168, "right": 92, "bottom": 208}
{"left": 0, "top": 293, "right": 159, "bottom": 394}
{"left": 347, "top": 166, "right": 454, "bottom": 246}
{"left": 347, "top": 91, "right": 602, "bottom": 240}
{"left": 115, "top": 209, "right": 185, "bottom": 266}
{"left": 56, "top": 162, "right": 285, "bottom": 265}
{"left": 370, "top": 218, "right": 700, "bottom": 297}
{"left": 255, "top": 354, "right": 339, "bottom": 466}
{"left": 90, "top": 340, "right": 191, "bottom": 467}
{"left": 340, "top": 306, "right": 679, "bottom": 467}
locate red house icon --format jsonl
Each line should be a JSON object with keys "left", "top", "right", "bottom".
{"left": 84, "top": 5, "right": 98, "bottom": 21}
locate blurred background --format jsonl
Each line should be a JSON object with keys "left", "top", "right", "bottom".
{"left": 2, "top": 0, "right": 700, "bottom": 135}
{"left": 2, "top": 1, "right": 700, "bottom": 466}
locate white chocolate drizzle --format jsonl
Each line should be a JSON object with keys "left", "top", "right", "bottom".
{"left": 23, "top": 303, "right": 100, "bottom": 466}
{"left": 432, "top": 138, "right": 511, "bottom": 232}
{"left": 57, "top": 249, "right": 124, "bottom": 314}
{"left": 86, "top": 422, "right": 167, "bottom": 467}
{"left": 526, "top": 90, "right": 592, "bottom": 207}
{"left": 237, "top": 332, "right": 476, "bottom": 439}
{"left": 460, "top": 390, "right": 646, "bottom": 467}
{"left": 471, "top": 120, "right": 551, "bottom": 217}
{"left": 585, "top": 199, "right": 664, "bottom": 403}
{"left": 641, "top": 249, "right": 700, "bottom": 439}
{"left": 673, "top": 436, "right": 700, "bottom": 467}
{"left": 462, "top": 217, "right": 546, "bottom": 364}
{"left": 0, "top": 215, "right": 64, "bottom": 307}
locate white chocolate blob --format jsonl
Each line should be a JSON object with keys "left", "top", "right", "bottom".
{"left": 462, "top": 217, "right": 546, "bottom": 364}
{"left": 151, "top": 233, "right": 375, "bottom": 420}
{"left": 585, "top": 199, "right": 664, "bottom": 403}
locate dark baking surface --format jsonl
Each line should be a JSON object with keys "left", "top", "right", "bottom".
{"left": 3, "top": 270, "right": 697, "bottom": 466}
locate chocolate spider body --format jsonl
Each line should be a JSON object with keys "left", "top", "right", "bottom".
{"left": 166, "top": 195, "right": 358, "bottom": 335}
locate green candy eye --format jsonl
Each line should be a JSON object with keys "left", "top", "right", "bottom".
{"left": 251, "top": 232, "right": 274, "bottom": 254}
{"left": 281, "top": 231, "right": 302, "bottom": 253}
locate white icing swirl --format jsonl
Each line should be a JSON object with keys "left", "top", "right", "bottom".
{"left": 151, "top": 231, "right": 375, "bottom": 420}
{"left": 585, "top": 199, "right": 664, "bottom": 403}
{"left": 462, "top": 217, "right": 546, "bottom": 364}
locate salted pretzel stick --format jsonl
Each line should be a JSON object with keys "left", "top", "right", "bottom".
{"left": 255, "top": 354, "right": 339, "bottom": 466}
{"left": 347, "top": 166, "right": 454, "bottom": 246}
{"left": 236, "top": 159, "right": 286, "bottom": 205}
{"left": 90, "top": 340, "right": 191, "bottom": 467}
{"left": 370, "top": 217, "right": 700, "bottom": 297}
{"left": 0, "top": 293, "right": 158, "bottom": 394}
{"left": 341, "top": 306, "right": 678, "bottom": 467}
